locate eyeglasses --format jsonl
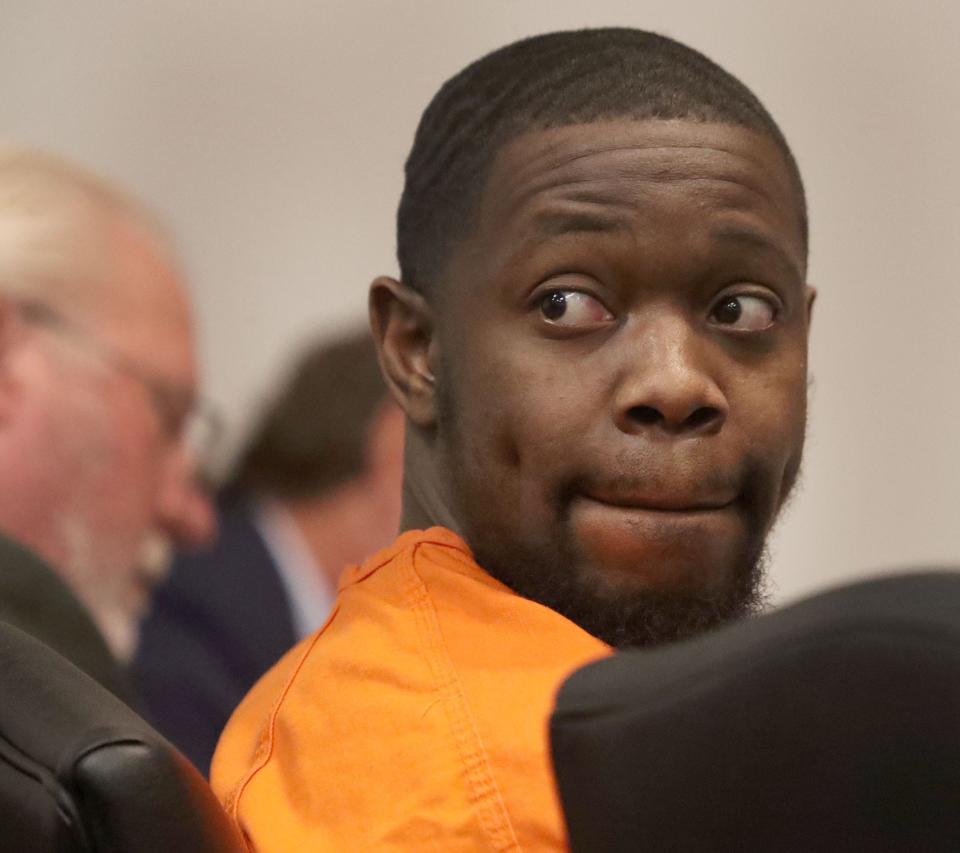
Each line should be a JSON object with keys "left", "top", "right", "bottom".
{"left": 16, "top": 300, "right": 223, "bottom": 465}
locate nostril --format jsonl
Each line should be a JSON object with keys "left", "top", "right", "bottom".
{"left": 622, "top": 404, "right": 724, "bottom": 434}
{"left": 627, "top": 405, "right": 662, "bottom": 426}
{"left": 684, "top": 406, "right": 722, "bottom": 431}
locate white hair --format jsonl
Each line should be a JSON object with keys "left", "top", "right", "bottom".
{"left": 0, "top": 144, "right": 179, "bottom": 314}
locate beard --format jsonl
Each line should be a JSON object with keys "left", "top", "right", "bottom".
{"left": 471, "top": 516, "right": 770, "bottom": 649}
{"left": 57, "top": 512, "right": 171, "bottom": 662}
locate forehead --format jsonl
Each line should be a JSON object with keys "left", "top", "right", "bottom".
{"left": 447, "top": 119, "right": 806, "bottom": 291}
{"left": 90, "top": 215, "right": 197, "bottom": 387}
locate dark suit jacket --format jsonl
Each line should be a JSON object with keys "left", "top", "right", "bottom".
{"left": 132, "top": 500, "right": 298, "bottom": 777}
{"left": 0, "top": 532, "right": 129, "bottom": 701}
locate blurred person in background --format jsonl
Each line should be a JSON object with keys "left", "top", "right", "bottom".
{"left": 0, "top": 146, "right": 216, "bottom": 699}
{"left": 133, "top": 329, "right": 403, "bottom": 774}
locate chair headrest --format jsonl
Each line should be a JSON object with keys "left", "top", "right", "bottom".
{"left": 551, "top": 571, "right": 960, "bottom": 853}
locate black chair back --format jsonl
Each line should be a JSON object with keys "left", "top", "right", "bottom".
{"left": 551, "top": 572, "right": 960, "bottom": 853}
{"left": 0, "top": 619, "right": 245, "bottom": 852}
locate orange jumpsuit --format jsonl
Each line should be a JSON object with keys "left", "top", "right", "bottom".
{"left": 212, "top": 527, "right": 610, "bottom": 851}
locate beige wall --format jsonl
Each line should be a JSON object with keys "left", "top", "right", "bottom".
{"left": 2, "top": 0, "right": 958, "bottom": 603}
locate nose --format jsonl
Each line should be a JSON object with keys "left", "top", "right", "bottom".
{"left": 613, "top": 314, "right": 728, "bottom": 437}
{"left": 156, "top": 447, "right": 218, "bottom": 548}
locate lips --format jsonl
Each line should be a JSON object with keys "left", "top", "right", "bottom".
{"left": 577, "top": 490, "right": 737, "bottom": 514}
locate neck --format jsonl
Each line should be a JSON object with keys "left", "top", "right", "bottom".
{"left": 398, "top": 429, "right": 461, "bottom": 536}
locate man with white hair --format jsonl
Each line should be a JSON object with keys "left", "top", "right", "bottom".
{"left": 0, "top": 146, "right": 216, "bottom": 695}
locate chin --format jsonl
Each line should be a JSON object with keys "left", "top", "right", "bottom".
{"left": 565, "top": 551, "right": 768, "bottom": 648}
{"left": 570, "top": 518, "right": 747, "bottom": 597}
{"left": 582, "top": 550, "right": 740, "bottom": 598}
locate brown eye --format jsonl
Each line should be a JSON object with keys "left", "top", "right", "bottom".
{"left": 538, "top": 290, "right": 613, "bottom": 327}
{"left": 710, "top": 294, "right": 777, "bottom": 331}
{"left": 541, "top": 291, "right": 568, "bottom": 321}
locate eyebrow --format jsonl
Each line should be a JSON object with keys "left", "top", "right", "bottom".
{"left": 530, "top": 209, "right": 632, "bottom": 238}
{"left": 710, "top": 225, "right": 804, "bottom": 281}
{"left": 522, "top": 207, "right": 805, "bottom": 281}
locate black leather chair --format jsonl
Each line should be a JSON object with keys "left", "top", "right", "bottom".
{"left": 550, "top": 572, "right": 960, "bottom": 853}
{"left": 0, "top": 619, "right": 245, "bottom": 852}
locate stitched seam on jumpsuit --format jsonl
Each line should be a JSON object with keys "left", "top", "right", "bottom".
{"left": 403, "top": 540, "right": 521, "bottom": 852}
{"left": 224, "top": 607, "right": 338, "bottom": 841}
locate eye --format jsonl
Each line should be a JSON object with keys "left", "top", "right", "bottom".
{"left": 709, "top": 293, "right": 778, "bottom": 332}
{"left": 538, "top": 290, "right": 613, "bottom": 328}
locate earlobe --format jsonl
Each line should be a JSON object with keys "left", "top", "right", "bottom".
{"left": 369, "top": 276, "right": 438, "bottom": 428}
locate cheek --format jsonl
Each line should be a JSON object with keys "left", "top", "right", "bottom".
{"left": 446, "top": 336, "right": 603, "bottom": 528}
{"left": 458, "top": 336, "right": 588, "bottom": 447}
{"left": 71, "top": 391, "right": 166, "bottom": 525}
{"left": 731, "top": 358, "right": 809, "bottom": 480}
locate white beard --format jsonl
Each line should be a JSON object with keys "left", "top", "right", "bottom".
{"left": 58, "top": 514, "right": 172, "bottom": 662}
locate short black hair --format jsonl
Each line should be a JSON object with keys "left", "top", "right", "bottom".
{"left": 398, "top": 27, "right": 806, "bottom": 295}
{"left": 226, "top": 329, "right": 387, "bottom": 500}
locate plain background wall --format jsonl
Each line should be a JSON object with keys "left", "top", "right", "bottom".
{"left": 2, "top": 0, "right": 958, "bottom": 605}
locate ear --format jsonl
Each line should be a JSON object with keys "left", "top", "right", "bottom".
{"left": 369, "top": 276, "right": 438, "bottom": 428}
{"left": 804, "top": 284, "right": 817, "bottom": 327}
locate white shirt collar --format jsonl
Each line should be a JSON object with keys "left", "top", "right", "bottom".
{"left": 252, "top": 497, "right": 336, "bottom": 641}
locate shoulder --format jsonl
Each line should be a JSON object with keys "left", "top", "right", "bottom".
{"left": 210, "top": 531, "right": 451, "bottom": 800}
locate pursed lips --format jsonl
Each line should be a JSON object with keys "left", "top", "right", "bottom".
{"left": 567, "top": 485, "right": 744, "bottom": 569}
{"left": 577, "top": 490, "right": 737, "bottom": 514}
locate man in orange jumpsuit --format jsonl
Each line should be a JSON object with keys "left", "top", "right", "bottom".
{"left": 213, "top": 28, "right": 814, "bottom": 851}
